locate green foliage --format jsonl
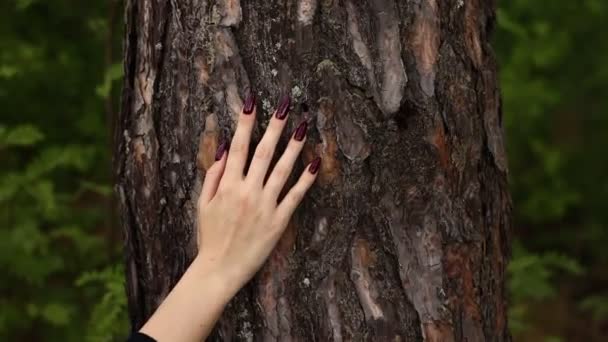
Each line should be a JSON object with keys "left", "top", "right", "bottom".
{"left": 580, "top": 294, "right": 608, "bottom": 322}
{"left": 497, "top": 0, "right": 608, "bottom": 339}
{"left": 97, "top": 63, "right": 123, "bottom": 99}
{"left": 0, "top": 126, "right": 127, "bottom": 340}
{"left": 508, "top": 243, "right": 583, "bottom": 334}
{"left": 0, "top": 0, "right": 125, "bottom": 340}
{"left": 77, "top": 266, "right": 129, "bottom": 342}
{"left": 0, "top": 124, "right": 44, "bottom": 146}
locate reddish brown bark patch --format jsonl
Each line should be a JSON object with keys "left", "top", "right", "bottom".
{"left": 423, "top": 321, "right": 455, "bottom": 342}
{"left": 445, "top": 244, "right": 484, "bottom": 341}
{"left": 464, "top": 0, "right": 483, "bottom": 69}
{"left": 491, "top": 223, "right": 507, "bottom": 333}
{"left": 133, "top": 138, "right": 147, "bottom": 166}
{"left": 410, "top": 0, "right": 440, "bottom": 97}
{"left": 431, "top": 122, "right": 451, "bottom": 172}
{"left": 197, "top": 113, "right": 220, "bottom": 172}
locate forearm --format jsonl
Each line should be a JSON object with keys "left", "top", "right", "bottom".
{"left": 139, "top": 256, "right": 240, "bottom": 342}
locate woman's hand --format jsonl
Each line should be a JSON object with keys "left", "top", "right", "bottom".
{"left": 196, "top": 93, "right": 320, "bottom": 288}
{"left": 139, "top": 93, "right": 320, "bottom": 342}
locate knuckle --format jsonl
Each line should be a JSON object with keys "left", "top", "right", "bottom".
{"left": 286, "top": 141, "right": 301, "bottom": 155}
{"left": 205, "top": 166, "right": 219, "bottom": 178}
{"left": 288, "top": 190, "right": 304, "bottom": 204}
{"left": 237, "top": 190, "right": 252, "bottom": 203}
{"left": 269, "top": 222, "right": 286, "bottom": 235}
{"left": 254, "top": 145, "right": 273, "bottom": 160}
{"left": 272, "top": 165, "right": 289, "bottom": 180}
{"left": 238, "top": 195, "right": 250, "bottom": 207}
{"left": 216, "top": 183, "right": 231, "bottom": 196}
{"left": 231, "top": 142, "right": 247, "bottom": 153}
{"left": 237, "top": 115, "right": 254, "bottom": 129}
{"left": 236, "top": 193, "right": 254, "bottom": 211}
{"left": 271, "top": 216, "right": 289, "bottom": 232}
{"left": 239, "top": 113, "right": 252, "bottom": 123}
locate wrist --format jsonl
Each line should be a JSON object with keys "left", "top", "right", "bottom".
{"left": 190, "top": 255, "right": 244, "bottom": 300}
{"left": 139, "top": 255, "right": 242, "bottom": 341}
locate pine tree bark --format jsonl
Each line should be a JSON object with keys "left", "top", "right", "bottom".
{"left": 114, "top": 0, "right": 511, "bottom": 341}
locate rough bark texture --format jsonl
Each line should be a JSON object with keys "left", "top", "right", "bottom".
{"left": 114, "top": 0, "right": 511, "bottom": 341}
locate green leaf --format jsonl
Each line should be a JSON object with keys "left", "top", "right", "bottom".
{"left": 15, "top": 0, "right": 38, "bottom": 10}
{"left": 0, "top": 124, "right": 44, "bottom": 147}
{"left": 80, "top": 181, "right": 113, "bottom": 197}
{"left": 95, "top": 63, "right": 123, "bottom": 98}
{"left": 28, "top": 180, "right": 57, "bottom": 218}
{"left": 50, "top": 226, "right": 104, "bottom": 255}
{"left": 0, "top": 173, "right": 22, "bottom": 202}
{"left": 0, "top": 65, "right": 19, "bottom": 79}
{"left": 25, "top": 145, "right": 97, "bottom": 179}
{"left": 40, "top": 303, "right": 71, "bottom": 326}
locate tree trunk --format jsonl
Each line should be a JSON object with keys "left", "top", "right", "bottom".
{"left": 114, "top": 0, "right": 511, "bottom": 341}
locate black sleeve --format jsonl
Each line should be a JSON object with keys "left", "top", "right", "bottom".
{"left": 127, "top": 332, "right": 156, "bottom": 342}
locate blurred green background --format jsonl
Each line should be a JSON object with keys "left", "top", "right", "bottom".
{"left": 1, "top": 0, "right": 606, "bottom": 340}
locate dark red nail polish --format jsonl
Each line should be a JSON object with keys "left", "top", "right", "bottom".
{"left": 215, "top": 140, "right": 228, "bottom": 161}
{"left": 294, "top": 121, "right": 308, "bottom": 141}
{"left": 309, "top": 157, "right": 322, "bottom": 174}
{"left": 243, "top": 91, "right": 256, "bottom": 114}
{"left": 275, "top": 94, "right": 291, "bottom": 120}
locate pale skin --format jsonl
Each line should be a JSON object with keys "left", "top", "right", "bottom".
{"left": 139, "top": 95, "right": 319, "bottom": 341}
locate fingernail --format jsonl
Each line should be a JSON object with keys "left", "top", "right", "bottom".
{"left": 275, "top": 94, "right": 291, "bottom": 120}
{"left": 294, "top": 121, "right": 308, "bottom": 141}
{"left": 309, "top": 157, "right": 322, "bottom": 174}
{"left": 300, "top": 102, "right": 309, "bottom": 113}
{"left": 243, "top": 91, "right": 256, "bottom": 114}
{"left": 215, "top": 140, "right": 228, "bottom": 161}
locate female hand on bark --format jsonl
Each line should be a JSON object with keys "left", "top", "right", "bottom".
{"left": 138, "top": 93, "right": 320, "bottom": 342}
{"left": 196, "top": 93, "right": 320, "bottom": 289}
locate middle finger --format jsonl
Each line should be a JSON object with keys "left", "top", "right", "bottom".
{"left": 246, "top": 94, "right": 291, "bottom": 184}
